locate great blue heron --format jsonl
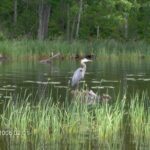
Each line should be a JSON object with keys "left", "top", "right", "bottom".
{"left": 71, "top": 58, "right": 92, "bottom": 89}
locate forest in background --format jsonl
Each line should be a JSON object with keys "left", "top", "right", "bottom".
{"left": 0, "top": 0, "right": 150, "bottom": 41}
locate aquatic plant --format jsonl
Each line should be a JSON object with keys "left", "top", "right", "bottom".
{"left": 94, "top": 98, "right": 125, "bottom": 142}
{"left": 0, "top": 90, "right": 124, "bottom": 143}
{"left": 129, "top": 93, "right": 150, "bottom": 142}
{"left": 0, "top": 40, "right": 150, "bottom": 61}
{"left": 1, "top": 90, "right": 149, "bottom": 150}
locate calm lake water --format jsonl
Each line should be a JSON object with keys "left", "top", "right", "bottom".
{"left": 0, "top": 58, "right": 150, "bottom": 149}
{"left": 0, "top": 59, "right": 150, "bottom": 100}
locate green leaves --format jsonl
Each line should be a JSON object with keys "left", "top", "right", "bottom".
{"left": 0, "top": 0, "right": 149, "bottom": 40}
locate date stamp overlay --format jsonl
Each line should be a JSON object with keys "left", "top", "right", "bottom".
{"left": 0, "top": 129, "right": 30, "bottom": 136}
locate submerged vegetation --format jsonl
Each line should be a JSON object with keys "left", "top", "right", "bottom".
{"left": 0, "top": 40, "right": 150, "bottom": 61}
{"left": 0, "top": 90, "right": 149, "bottom": 149}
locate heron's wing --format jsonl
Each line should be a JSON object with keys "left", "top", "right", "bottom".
{"left": 71, "top": 68, "right": 84, "bottom": 87}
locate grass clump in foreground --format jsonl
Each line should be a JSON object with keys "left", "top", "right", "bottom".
{"left": 0, "top": 92, "right": 124, "bottom": 144}
{"left": 0, "top": 91, "right": 149, "bottom": 149}
{"left": 129, "top": 93, "right": 150, "bottom": 142}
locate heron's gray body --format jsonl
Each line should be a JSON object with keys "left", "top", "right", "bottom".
{"left": 71, "top": 67, "right": 85, "bottom": 88}
{"left": 71, "top": 58, "right": 91, "bottom": 89}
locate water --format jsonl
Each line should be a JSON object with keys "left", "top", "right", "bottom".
{"left": 0, "top": 59, "right": 149, "bottom": 100}
{"left": 0, "top": 59, "right": 150, "bottom": 149}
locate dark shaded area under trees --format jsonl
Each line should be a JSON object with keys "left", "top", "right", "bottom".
{"left": 0, "top": 0, "right": 150, "bottom": 41}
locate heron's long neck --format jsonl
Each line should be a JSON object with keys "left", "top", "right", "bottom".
{"left": 81, "top": 61, "right": 86, "bottom": 70}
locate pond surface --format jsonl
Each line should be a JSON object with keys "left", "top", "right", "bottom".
{"left": 0, "top": 58, "right": 150, "bottom": 149}
{"left": 0, "top": 59, "right": 149, "bottom": 100}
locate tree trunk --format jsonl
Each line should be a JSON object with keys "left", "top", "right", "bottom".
{"left": 75, "top": 0, "right": 83, "bottom": 39}
{"left": 60, "top": 0, "right": 66, "bottom": 33}
{"left": 70, "top": 16, "right": 76, "bottom": 41}
{"left": 124, "top": 14, "right": 128, "bottom": 40}
{"left": 37, "top": 1, "right": 51, "bottom": 40}
{"left": 96, "top": 26, "right": 100, "bottom": 39}
{"left": 66, "top": 3, "right": 70, "bottom": 41}
{"left": 13, "top": 0, "right": 17, "bottom": 25}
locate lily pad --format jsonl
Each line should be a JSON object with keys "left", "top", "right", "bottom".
{"left": 137, "top": 74, "right": 145, "bottom": 77}
{"left": 126, "top": 74, "right": 135, "bottom": 77}
{"left": 0, "top": 88, "right": 15, "bottom": 91}
{"left": 137, "top": 78, "right": 143, "bottom": 81}
{"left": 24, "top": 80, "right": 35, "bottom": 83}
{"left": 35, "top": 81, "right": 61, "bottom": 85}
{"left": 91, "top": 81, "right": 101, "bottom": 83}
{"left": 91, "top": 86, "right": 105, "bottom": 89}
{"left": 126, "top": 78, "right": 136, "bottom": 81}
{"left": 48, "top": 82, "right": 61, "bottom": 85}
{"left": 101, "top": 79, "right": 119, "bottom": 83}
{"left": 3, "top": 85, "right": 17, "bottom": 88}
{"left": 54, "top": 86, "right": 68, "bottom": 89}
{"left": 91, "top": 86, "right": 114, "bottom": 89}
{"left": 24, "top": 80, "right": 61, "bottom": 85}
{"left": 103, "top": 86, "right": 115, "bottom": 89}
{"left": 4, "top": 96, "right": 12, "bottom": 99}
{"left": 143, "top": 79, "right": 150, "bottom": 81}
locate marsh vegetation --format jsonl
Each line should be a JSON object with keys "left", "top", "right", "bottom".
{"left": 0, "top": 40, "right": 150, "bottom": 61}
{"left": 0, "top": 90, "right": 149, "bottom": 149}
{"left": 0, "top": 59, "right": 149, "bottom": 149}
{"left": 0, "top": 0, "right": 150, "bottom": 149}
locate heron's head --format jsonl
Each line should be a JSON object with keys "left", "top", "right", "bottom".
{"left": 81, "top": 58, "right": 92, "bottom": 63}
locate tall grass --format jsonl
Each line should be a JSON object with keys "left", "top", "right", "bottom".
{"left": 129, "top": 93, "right": 150, "bottom": 142}
{"left": 0, "top": 91, "right": 124, "bottom": 143}
{"left": 1, "top": 90, "right": 149, "bottom": 149}
{"left": 0, "top": 39, "right": 150, "bottom": 60}
{"left": 94, "top": 100, "right": 125, "bottom": 141}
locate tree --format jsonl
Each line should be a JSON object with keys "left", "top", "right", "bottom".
{"left": 75, "top": 0, "right": 83, "bottom": 39}
{"left": 0, "top": 0, "right": 149, "bottom": 40}
{"left": 13, "top": 0, "right": 17, "bottom": 25}
{"left": 37, "top": 0, "right": 51, "bottom": 40}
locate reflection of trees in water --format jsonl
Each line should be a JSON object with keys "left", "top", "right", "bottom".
{"left": 36, "top": 63, "right": 60, "bottom": 100}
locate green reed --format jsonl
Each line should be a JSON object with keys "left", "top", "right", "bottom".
{"left": 129, "top": 93, "right": 150, "bottom": 141}
{"left": 0, "top": 91, "right": 124, "bottom": 142}
{"left": 1, "top": 90, "right": 149, "bottom": 148}
{"left": 94, "top": 98, "right": 125, "bottom": 141}
{"left": 0, "top": 40, "right": 149, "bottom": 60}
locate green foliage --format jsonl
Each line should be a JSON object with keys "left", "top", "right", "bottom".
{"left": 0, "top": 0, "right": 149, "bottom": 40}
{"left": 0, "top": 32, "right": 6, "bottom": 41}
